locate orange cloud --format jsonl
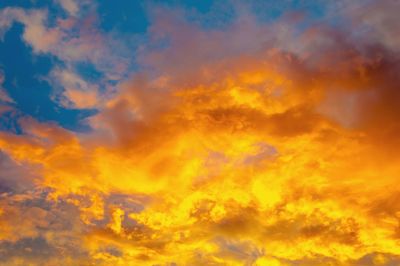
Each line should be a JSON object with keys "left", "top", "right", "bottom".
{"left": 0, "top": 1, "right": 400, "bottom": 265}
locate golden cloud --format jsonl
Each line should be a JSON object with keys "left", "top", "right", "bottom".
{"left": 0, "top": 1, "right": 400, "bottom": 265}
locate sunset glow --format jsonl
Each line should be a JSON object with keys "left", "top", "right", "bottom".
{"left": 0, "top": 1, "right": 399, "bottom": 265}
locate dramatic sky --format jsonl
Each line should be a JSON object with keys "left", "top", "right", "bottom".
{"left": 0, "top": 0, "right": 399, "bottom": 265}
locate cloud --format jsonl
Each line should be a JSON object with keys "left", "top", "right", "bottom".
{"left": 0, "top": 0, "right": 400, "bottom": 265}
{"left": 0, "top": 70, "right": 13, "bottom": 104}
{"left": 0, "top": 5, "right": 131, "bottom": 112}
{"left": 56, "top": 0, "right": 79, "bottom": 16}
{"left": 340, "top": 0, "right": 400, "bottom": 51}
{"left": 0, "top": 8, "right": 60, "bottom": 53}
{"left": 48, "top": 67, "right": 102, "bottom": 109}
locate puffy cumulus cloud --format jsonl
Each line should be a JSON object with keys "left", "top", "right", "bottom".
{"left": 1, "top": 0, "right": 400, "bottom": 265}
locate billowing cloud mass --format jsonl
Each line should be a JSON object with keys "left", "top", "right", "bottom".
{"left": 0, "top": 0, "right": 400, "bottom": 265}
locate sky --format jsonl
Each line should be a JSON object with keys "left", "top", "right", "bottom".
{"left": 0, "top": 0, "right": 399, "bottom": 265}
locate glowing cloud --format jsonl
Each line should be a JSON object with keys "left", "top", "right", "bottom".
{"left": 0, "top": 1, "right": 399, "bottom": 265}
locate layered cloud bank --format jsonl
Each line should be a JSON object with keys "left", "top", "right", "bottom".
{"left": 0, "top": 1, "right": 400, "bottom": 265}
